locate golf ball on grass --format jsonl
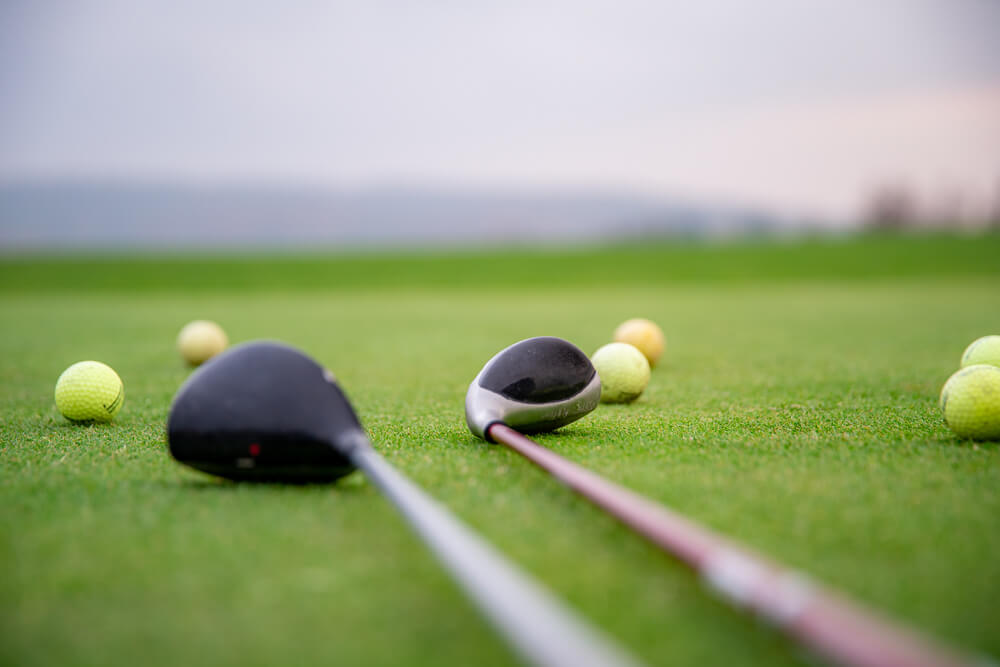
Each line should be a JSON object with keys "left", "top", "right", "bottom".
{"left": 54, "top": 361, "right": 124, "bottom": 423}
{"left": 939, "top": 364, "right": 1000, "bottom": 441}
{"left": 177, "top": 320, "right": 228, "bottom": 366}
{"left": 613, "top": 318, "right": 665, "bottom": 368}
{"left": 961, "top": 335, "right": 1000, "bottom": 368}
{"left": 591, "top": 342, "right": 650, "bottom": 404}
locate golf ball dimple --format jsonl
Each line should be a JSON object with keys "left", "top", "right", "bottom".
{"left": 54, "top": 361, "right": 124, "bottom": 423}
{"left": 613, "top": 318, "right": 666, "bottom": 368}
{"left": 939, "top": 364, "right": 1000, "bottom": 441}
{"left": 177, "top": 320, "right": 228, "bottom": 366}
{"left": 960, "top": 335, "right": 1000, "bottom": 369}
{"left": 591, "top": 342, "right": 651, "bottom": 404}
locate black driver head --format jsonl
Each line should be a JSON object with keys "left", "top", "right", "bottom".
{"left": 167, "top": 341, "right": 367, "bottom": 482}
{"left": 465, "top": 336, "right": 601, "bottom": 440}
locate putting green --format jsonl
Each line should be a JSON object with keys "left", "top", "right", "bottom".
{"left": 1, "top": 234, "right": 999, "bottom": 666}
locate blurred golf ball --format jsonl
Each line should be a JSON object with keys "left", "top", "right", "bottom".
{"left": 939, "top": 364, "right": 1000, "bottom": 441}
{"left": 177, "top": 320, "right": 228, "bottom": 366}
{"left": 613, "top": 318, "right": 665, "bottom": 368}
{"left": 54, "top": 361, "right": 124, "bottom": 423}
{"left": 591, "top": 342, "right": 650, "bottom": 404}
{"left": 961, "top": 335, "right": 1000, "bottom": 369}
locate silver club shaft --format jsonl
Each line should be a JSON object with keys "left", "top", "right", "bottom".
{"left": 351, "top": 447, "right": 644, "bottom": 667}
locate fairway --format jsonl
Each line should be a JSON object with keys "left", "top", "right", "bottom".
{"left": 2, "top": 235, "right": 999, "bottom": 666}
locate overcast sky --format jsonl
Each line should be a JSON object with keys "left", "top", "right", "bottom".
{"left": 2, "top": 0, "right": 999, "bottom": 220}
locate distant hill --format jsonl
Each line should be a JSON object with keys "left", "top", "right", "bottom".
{"left": 0, "top": 181, "right": 784, "bottom": 250}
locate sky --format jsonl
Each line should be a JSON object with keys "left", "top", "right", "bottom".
{"left": 2, "top": 0, "right": 999, "bottom": 221}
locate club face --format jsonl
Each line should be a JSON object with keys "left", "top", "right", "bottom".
{"left": 466, "top": 337, "right": 601, "bottom": 440}
{"left": 167, "top": 341, "right": 367, "bottom": 482}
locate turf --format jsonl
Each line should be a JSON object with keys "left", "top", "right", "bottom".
{"left": 1, "top": 234, "right": 999, "bottom": 666}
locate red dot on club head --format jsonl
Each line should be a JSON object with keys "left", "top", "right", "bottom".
{"left": 249, "top": 443, "right": 261, "bottom": 456}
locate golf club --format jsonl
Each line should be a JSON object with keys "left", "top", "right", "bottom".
{"left": 466, "top": 336, "right": 979, "bottom": 667}
{"left": 166, "top": 340, "right": 641, "bottom": 667}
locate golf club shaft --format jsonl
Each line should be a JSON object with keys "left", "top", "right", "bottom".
{"left": 488, "top": 423, "right": 977, "bottom": 667}
{"left": 349, "top": 446, "right": 644, "bottom": 667}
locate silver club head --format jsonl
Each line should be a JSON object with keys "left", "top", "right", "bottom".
{"left": 465, "top": 336, "right": 601, "bottom": 441}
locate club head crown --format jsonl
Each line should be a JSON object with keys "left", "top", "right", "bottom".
{"left": 167, "top": 341, "right": 366, "bottom": 482}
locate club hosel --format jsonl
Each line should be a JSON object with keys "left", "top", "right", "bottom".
{"left": 464, "top": 396, "right": 502, "bottom": 442}
{"left": 480, "top": 420, "right": 507, "bottom": 443}
{"left": 466, "top": 409, "right": 503, "bottom": 442}
{"left": 337, "top": 427, "right": 375, "bottom": 459}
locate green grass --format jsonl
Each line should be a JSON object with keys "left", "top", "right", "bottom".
{"left": 3, "top": 232, "right": 1000, "bottom": 292}
{"left": 2, "top": 234, "right": 999, "bottom": 666}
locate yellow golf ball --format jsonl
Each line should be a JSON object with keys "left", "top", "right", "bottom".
{"left": 54, "top": 361, "right": 124, "bottom": 423}
{"left": 939, "top": 364, "right": 1000, "bottom": 441}
{"left": 613, "top": 318, "right": 666, "bottom": 368}
{"left": 592, "top": 342, "right": 650, "bottom": 404}
{"left": 960, "top": 335, "right": 1000, "bottom": 369}
{"left": 177, "top": 320, "right": 228, "bottom": 366}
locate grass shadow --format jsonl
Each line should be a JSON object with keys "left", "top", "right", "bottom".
{"left": 170, "top": 471, "right": 368, "bottom": 495}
